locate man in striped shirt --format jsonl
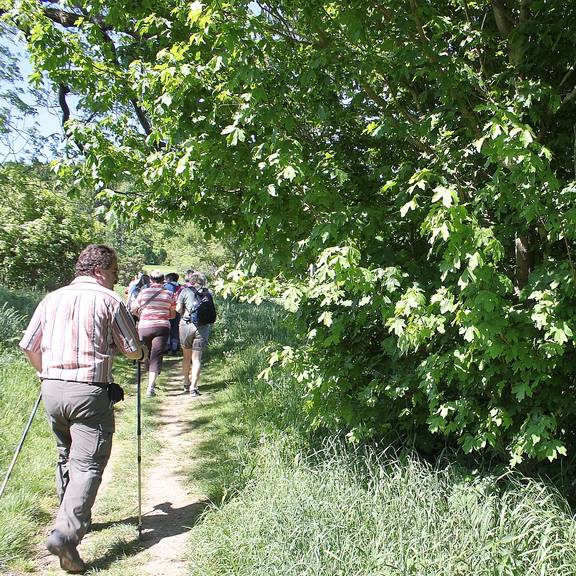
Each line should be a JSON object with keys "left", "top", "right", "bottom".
{"left": 20, "top": 244, "right": 147, "bottom": 573}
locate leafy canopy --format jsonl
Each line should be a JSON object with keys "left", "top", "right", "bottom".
{"left": 6, "top": 0, "right": 576, "bottom": 463}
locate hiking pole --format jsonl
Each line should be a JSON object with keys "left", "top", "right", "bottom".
{"left": 0, "top": 390, "right": 42, "bottom": 499}
{"left": 136, "top": 360, "right": 143, "bottom": 539}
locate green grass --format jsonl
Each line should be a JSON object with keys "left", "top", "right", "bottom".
{"left": 0, "top": 352, "right": 55, "bottom": 572}
{"left": 179, "top": 298, "right": 305, "bottom": 504}
{"left": 187, "top": 443, "right": 576, "bottom": 575}
{"left": 0, "top": 289, "right": 52, "bottom": 571}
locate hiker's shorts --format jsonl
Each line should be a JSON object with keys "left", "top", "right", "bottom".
{"left": 179, "top": 321, "right": 211, "bottom": 351}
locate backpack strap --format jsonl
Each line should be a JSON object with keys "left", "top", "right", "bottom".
{"left": 183, "top": 286, "right": 203, "bottom": 322}
{"left": 137, "top": 289, "right": 163, "bottom": 315}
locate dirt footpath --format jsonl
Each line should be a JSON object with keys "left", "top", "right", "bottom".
{"left": 138, "top": 364, "right": 208, "bottom": 576}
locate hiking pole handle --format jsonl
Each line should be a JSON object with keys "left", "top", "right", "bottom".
{"left": 0, "top": 390, "right": 42, "bottom": 499}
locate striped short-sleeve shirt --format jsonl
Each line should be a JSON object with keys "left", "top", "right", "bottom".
{"left": 19, "top": 276, "right": 141, "bottom": 383}
{"left": 135, "top": 285, "right": 175, "bottom": 330}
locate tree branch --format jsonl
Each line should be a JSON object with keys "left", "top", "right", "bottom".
{"left": 43, "top": 6, "right": 113, "bottom": 31}
{"left": 463, "top": 0, "right": 486, "bottom": 77}
{"left": 58, "top": 84, "right": 85, "bottom": 154}
{"left": 409, "top": 0, "right": 430, "bottom": 43}
{"left": 515, "top": 234, "right": 531, "bottom": 289}
{"left": 58, "top": 84, "right": 70, "bottom": 126}
{"left": 257, "top": 2, "right": 310, "bottom": 44}
{"left": 98, "top": 28, "right": 153, "bottom": 136}
{"left": 573, "top": 123, "right": 576, "bottom": 179}
{"left": 562, "top": 85, "right": 576, "bottom": 108}
{"left": 491, "top": 0, "right": 516, "bottom": 37}
{"left": 360, "top": 81, "right": 435, "bottom": 155}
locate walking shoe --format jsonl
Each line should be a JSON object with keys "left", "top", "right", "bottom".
{"left": 146, "top": 388, "right": 156, "bottom": 397}
{"left": 46, "top": 530, "right": 86, "bottom": 573}
{"left": 183, "top": 382, "right": 190, "bottom": 392}
{"left": 190, "top": 388, "right": 201, "bottom": 397}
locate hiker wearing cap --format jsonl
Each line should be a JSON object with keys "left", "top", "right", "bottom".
{"left": 131, "top": 270, "right": 176, "bottom": 397}
{"left": 19, "top": 244, "right": 147, "bottom": 573}
{"left": 176, "top": 271, "right": 217, "bottom": 397}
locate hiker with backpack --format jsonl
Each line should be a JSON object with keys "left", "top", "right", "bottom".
{"left": 176, "top": 271, "right": 217, "bottom": 397}
{"left": 131, "top": 270, "right": 176, "bottom": 397}
{"left": 127, "top": 273, "right": 150, "bottom": 322}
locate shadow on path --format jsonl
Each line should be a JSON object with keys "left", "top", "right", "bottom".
{"left": 88, "top": 498, "right": 210, "bottom": 571}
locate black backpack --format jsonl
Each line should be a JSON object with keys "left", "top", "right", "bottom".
{"left": 189, "top": 287, "right": 217, "bottom": 325}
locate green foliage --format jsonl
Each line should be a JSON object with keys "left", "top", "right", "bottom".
{"left": 0, "top": 285, "right": 42, "bottom": 319}
{"left": 105, "top": 219, "right": 235, "bottom": 283}
{"left": 116, "top": 254, "right": 147, "bottom": 286}
{"left": 186, "top": 299, "right": 576, "bottom": 576}
{"left": 161, "top": 220, "right": 236, "bottom": 276}
{"left": 0, "top": 286, "right": 42, "bottom": 353}
{"left": 0, "top": 303, "right": 26, "bottom": 350}
{"left": 9, "top": 0, "right": 576, "bottom": 461}
{"left": 104, "top": 220, "right": 165, "bottom": 283}
{"left": 0, "top": 27, "right": 55, "bottom": 162}
{"left": 0, "top": 163, "right": 100, "bottom": 290}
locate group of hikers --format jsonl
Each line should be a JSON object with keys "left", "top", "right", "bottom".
{"left": 18, "top": 244, "right": 216, "bottom": 573}
{"left": 125, "top": 267, "right": 216, "bottom": 398}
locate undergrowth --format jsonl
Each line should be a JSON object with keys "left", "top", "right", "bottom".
{"left": 0, "top": 352, "right": 54, "bottom": 571}
{"left": 185, "top": 296, "right": 576, "bottom": 576}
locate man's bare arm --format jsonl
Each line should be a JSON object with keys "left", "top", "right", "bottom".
{"left": 23, "top": 349, "right": 43, "bottom": 374}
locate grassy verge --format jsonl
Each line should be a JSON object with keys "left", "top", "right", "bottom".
{"left": 0, "top": 351, "right": 55, "bottom": 572}
{"left": 182, "top": 298, "right": 576, "bottom": 576}
{"left": 0, "top": 289, "right": 52, "bottom": 572}
{"left": 189, "top": 444, "right": 576, "bottom": 575}
{"left": 181, "top": 298, "right": 303, "bottom": 503}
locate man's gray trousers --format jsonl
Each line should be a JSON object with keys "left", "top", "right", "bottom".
{"left": 41, "top": 379, "right": 114, "bottom": 544}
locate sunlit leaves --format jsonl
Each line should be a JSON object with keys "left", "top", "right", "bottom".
{"left": 9, "top": 0, "right": 576, "bottom": 464}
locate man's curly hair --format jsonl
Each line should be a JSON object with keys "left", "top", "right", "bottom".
{"left": 75, "top": 245, "right": 117, "bottom": 277}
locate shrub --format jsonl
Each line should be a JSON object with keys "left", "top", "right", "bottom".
{"left": 0, "top": 163, "right": 100, "bottom": 291}
{"left": 0, "top": 303, "right": 26, "bottom": 349}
